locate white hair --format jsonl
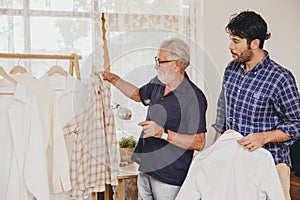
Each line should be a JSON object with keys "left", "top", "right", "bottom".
{"left": 159, "top": 38, "right": 190, "bottom": 70}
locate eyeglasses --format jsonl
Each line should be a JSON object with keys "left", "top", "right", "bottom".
{"left": 155, "top": 56, "right": 178, "bottom": 68}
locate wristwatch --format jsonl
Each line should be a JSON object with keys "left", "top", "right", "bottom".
{"left": 160, "top": 128, "right": 169, "bottom": 141}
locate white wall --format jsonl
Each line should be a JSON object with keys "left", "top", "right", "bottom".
{"left": 202, "top": 0, "right": 300, "bottom": 146}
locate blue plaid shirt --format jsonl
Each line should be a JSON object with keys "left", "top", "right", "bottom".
{"left": 213, "top": 51, "right": 300, "bottom": 166}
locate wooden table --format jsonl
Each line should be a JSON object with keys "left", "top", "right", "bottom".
{"left": 117, "top": 163, "right": 139, "bottom": 200}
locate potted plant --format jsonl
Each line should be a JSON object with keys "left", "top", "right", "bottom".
{"left": 119, "top": 136, "right": 137, "bottom": 163}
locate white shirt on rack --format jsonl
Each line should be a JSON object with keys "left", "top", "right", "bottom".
{"left": 40, "top": 73, "right": 88, "bottom": 129}
{"left": 8, "top": 73, "right": 71, "bottom": 194}
{"left": 0, "top": 82, "right": 49, "bottom": 200}
{"left": 176, "top": 130, "right": 284, "bottom": 200}
{"left": 40, "top": 73, "right": 88, "bottom": 200}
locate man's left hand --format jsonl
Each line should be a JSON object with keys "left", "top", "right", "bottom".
{"left": 138, "top": 121, "right": 164, "bottom": 139}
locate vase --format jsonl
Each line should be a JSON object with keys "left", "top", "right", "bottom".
{"left": 120, "top": 147, "right": 134, "bottom": 163}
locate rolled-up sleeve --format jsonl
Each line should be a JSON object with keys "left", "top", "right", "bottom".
{"left": 275, "top": 74, "right": 300, "bottom": 146}
{"left": 212, "top": 85, "right": 227, "bottom": 133}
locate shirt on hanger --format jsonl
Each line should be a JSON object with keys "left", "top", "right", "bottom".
{"left": 40, "top": 73, "right": 88, "bottom": 200}
{"left": 63, "top": 73, "right": 119, "bottom": 200}
{"left": 176, "top": 130, "right": 284, "bottom": 200}
{"left": 0, "top": 81, "right": 49, "bottom": 200}
{"left": 8, "top": 73, "right": 71, "bottom": 194}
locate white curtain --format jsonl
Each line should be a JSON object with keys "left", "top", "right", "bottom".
{"left": 0, "top": 0, "right": 208, "bottom": 143}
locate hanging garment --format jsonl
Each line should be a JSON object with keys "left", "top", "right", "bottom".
{"left": 8, "top": 73, "right": 71, "bottom": 193}
{"left": 0, "top": 82, "right": 49, "bottom": 200}
{"left": 40, "top": 73, "right": 88, "bottom": 200}
{"left": 63, "top": 74, "right": 119, "bottom": 200}
{"left": 176, "top": 130, "right": 284, "bottom": 200}
{"left": 9, "top": 73, "right": 55, "bottom": 148}
{"left": 40, "top": 73, "right": 88, "bottom": 129}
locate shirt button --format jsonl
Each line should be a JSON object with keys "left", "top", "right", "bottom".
{"left": 254, "top": 72, "right": 257, "bottom": 75}
{"left": 161, "top": 98, "right": 164, "bottom": 100}
{"left": 237, "top": 90, "right": 240, "bottom": 93}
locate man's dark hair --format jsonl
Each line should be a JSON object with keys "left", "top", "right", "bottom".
{"left": 225, "top": 10, "right": 271, "bottom": 49}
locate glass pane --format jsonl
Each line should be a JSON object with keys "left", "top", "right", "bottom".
{"left": 30, "top": 0, "right": 92, "bottom": 12}
{"left": 30, "top": 17, "right": 92, "bottom": 78}
{"left": 0, "top": 0, "right": 23, "bottom": 9}
{"left": 0, "top": 16, "right": 24, "bottom": 71}
{"left": 101, "top": 0, "right": 189, "bottom": 16}
{"left": 0, "top": 16, "right": 24, "bottom": 53}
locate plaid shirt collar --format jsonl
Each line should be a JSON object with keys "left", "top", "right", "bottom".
{"left": 236, "top": 50, "right": 271, "bottom": 74}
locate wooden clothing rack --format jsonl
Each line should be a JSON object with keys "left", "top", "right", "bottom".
{"left": 0, "top": 52, "right": 82, "bottom": 80}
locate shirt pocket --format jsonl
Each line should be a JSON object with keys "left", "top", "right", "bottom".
{"left": 249, "top": 92, "right": 270, "bottom": 117}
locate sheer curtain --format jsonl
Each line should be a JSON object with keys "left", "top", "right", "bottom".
{"left": 0, "top": 0, "right": 205, "bottom": 142}
{"left": 0, "top": 0, "right": 204, "bottom": 79}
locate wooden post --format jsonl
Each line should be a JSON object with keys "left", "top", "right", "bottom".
{"left": 101, "top": 13, "right": 111, "bottom": 72}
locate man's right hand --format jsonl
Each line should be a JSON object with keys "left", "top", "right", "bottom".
{"left": 101, "top": 71, "right": 120, "bottom": 85}
{"left": 100, "top": 71, "right": 141, "bottom": 102}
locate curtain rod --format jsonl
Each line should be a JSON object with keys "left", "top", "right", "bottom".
{"left": 0, "top": 53, "right": 82, "bottom": 60}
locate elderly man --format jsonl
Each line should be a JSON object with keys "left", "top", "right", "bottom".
{"left": 102, "top": 38, "right": 207, "bottom": 199}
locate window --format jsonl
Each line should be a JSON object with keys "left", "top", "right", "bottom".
{"left": 0, "top": 0, "right": 203, "bottom": 140}
{"left": 0, "top": 0, "right": 97, "bottom": 76}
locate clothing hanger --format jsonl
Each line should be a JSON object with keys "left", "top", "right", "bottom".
{"left": 9, "top": 54, "right": 28, "bottom": 74}
{"left": 0, "top": 66, "right": 17, "bottom": 95}
{"left": 47, "top": 57, "right": 68, "bottom": 77}
{"left": 0, "top": 66, "right": 17, "bottom": 85}
{"left": 9, "top": 65, "right": 28, "bottom": 74}
{"left": 223, "top": 129, "right": 236, "bottom": 134}
{"left": 47, "top": 65, "right": 68, "bottom": 77}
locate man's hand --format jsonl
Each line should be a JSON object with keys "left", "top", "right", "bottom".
{"left": 237, "top": 132, "right": 266, "bottom": 151}
{"left": 101, "top": 71, "right": 120, "bottom": 85}
{"left": 138, "top": 121, "right": 164, "bottom": 139}
{"left": 101, "top": 71, "right": 141, "bottom": 102}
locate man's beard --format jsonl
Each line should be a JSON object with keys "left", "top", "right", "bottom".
{"left": 157, "top": 72, "right": 166, "bottom": 84}
{"left": 232, "top": 47, "right": 253, "bottom": 63}
{"left": 157, "top": 72, "right": 175, "bottom": 85}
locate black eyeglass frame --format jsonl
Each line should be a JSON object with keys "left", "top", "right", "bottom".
{"left": 155, "top": 56, "right": 178, "bottom": 67}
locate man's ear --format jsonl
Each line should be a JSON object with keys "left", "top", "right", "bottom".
{"left": 251, "top": 39, "right": 260, "bottom": 50}
{"left": 175, "top": 60, "right": 183, "bottom": 71}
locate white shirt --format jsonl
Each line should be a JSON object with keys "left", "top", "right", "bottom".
{"left": 40, "top": 73, "right": 88, "bottom": 200}
{"left": 176, "top": 131, "right": 284, "bottom": 200}
{"left": 8, "top": 73, "right": 71, "bottom": 193}
{"left": 0, "top": 82, "right": 49, "bottom": 200}
{"left": 40, "top": 73, "right": 88, "bottom": 130}
{"left": 9, "top": 73, "right": 55, "bottom": 148}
